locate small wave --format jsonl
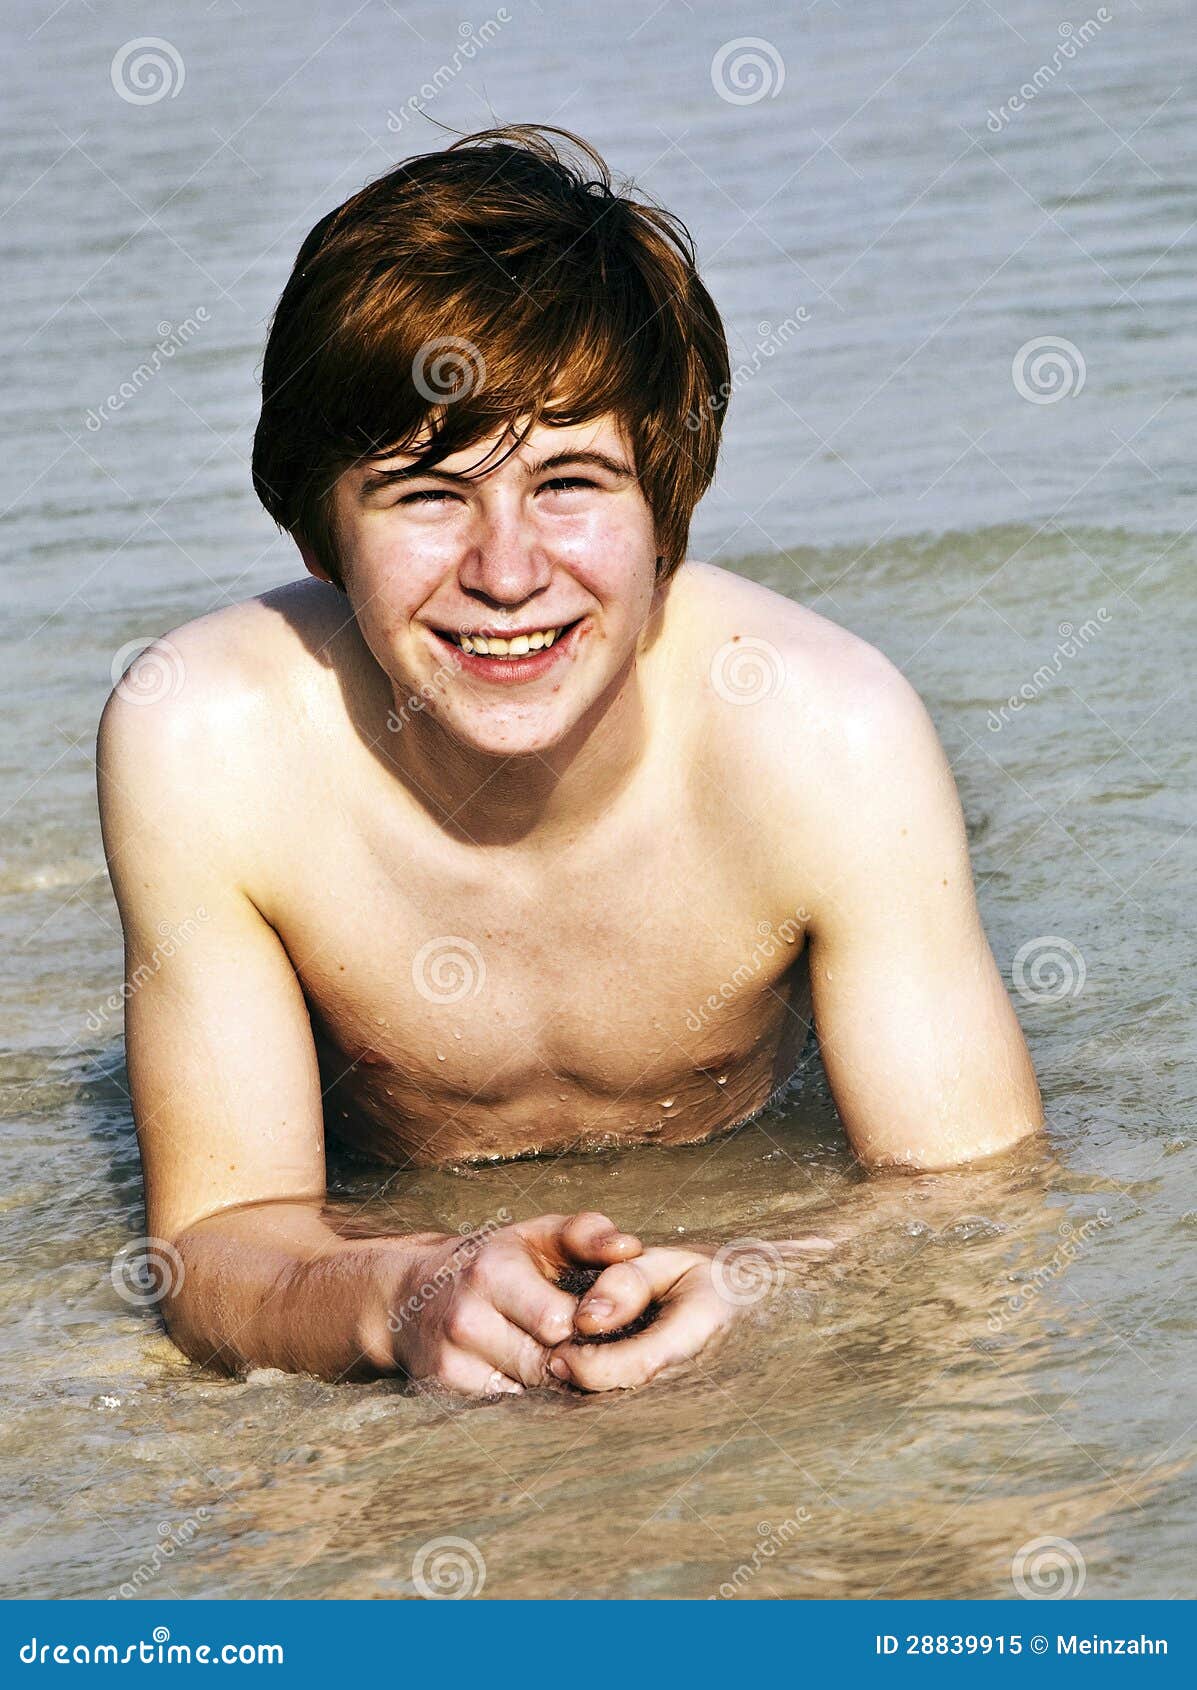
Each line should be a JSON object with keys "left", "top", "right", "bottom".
{"left": 0, "top": 859, "right": 105, "bottom": 896}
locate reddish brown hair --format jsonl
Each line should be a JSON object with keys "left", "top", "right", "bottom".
{"left": 252, "top": 124, "right": 730, "bottom": 588}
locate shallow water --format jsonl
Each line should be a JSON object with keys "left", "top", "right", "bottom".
{"left": 2, "top": 0, "right": 1195, "bottom": 1599}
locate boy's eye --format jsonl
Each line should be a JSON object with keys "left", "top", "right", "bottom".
{"left": 540, "top": 477, "right": 594, "bottom": 493}
{"left": 398, "top": 488, "right": 459, "bottom": 506}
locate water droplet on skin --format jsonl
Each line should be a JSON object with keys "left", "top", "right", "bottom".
{"left": 558, "top": 1093, "right": 568, "bottom": 1102}
{"left": 453, "top": 1029, "right": 462, "bottom": 1039}
{"left": 436, "top": 1051, "right": 446, "bottom": 1062}
{"left": 659, "top": 1097, "right": 676, "bottom": 1108}
{"left": 716, "top": 1075, "right": 728, "bottom": 1085}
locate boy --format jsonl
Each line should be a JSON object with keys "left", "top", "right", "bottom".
{"left": 97, "top": 125, "right": 1042, "bottom": 1397}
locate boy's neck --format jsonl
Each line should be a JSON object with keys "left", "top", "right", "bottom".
{"left": 385, "top": 651, "right": 655, "bottom": 850}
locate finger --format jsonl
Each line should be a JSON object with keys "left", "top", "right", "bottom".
{"left": 572, "top": 1258, "right": 657, "bottom": 1335}
{"left": 553, "top": 1294, "right": 723, "bottom": 1393}
{"left": 479, "top": 1247, "right": 578, "bottom": 1348}
{"left": 450, "top": 1292, "right": 551, "bottom": 1388}
{"left": 431, "top": 1347, "right": 524, "bottom": 1398}
{"left": 557, "top": 1210, "right": 643, "bottom": 1264}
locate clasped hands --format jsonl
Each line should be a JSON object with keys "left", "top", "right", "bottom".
{"left": 391, "top": 1210, "right": 833, "bottom": 1396}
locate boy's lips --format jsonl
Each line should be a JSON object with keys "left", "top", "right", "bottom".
{"left": 428, "top": 616, "right": 587, "bottom": 684}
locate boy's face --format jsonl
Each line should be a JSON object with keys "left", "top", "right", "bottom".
{"left": 313, "top": 413, "right": 662, "bottom": 759}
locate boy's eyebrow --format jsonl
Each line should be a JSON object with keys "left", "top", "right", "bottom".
{"left": 359, "top": 448, "right": 635, "bottom": 494}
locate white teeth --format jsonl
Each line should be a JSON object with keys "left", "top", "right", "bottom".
{"left": 452, "top": 623, "right": 570, "bottom": 657}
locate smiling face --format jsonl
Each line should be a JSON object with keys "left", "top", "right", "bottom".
{"left": 311, "top": 414, "right": 663, "bottom": 758}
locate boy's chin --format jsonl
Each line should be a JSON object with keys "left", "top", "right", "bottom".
{"left": 436, "top": 701, "right": 581, "bottom": 759}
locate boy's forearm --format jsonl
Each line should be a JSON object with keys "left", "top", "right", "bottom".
{"left": 162, "top": 1204, "right": 443, "bottom": 1381}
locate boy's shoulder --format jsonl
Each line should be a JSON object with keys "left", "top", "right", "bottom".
{"left": 673, "top": 559, "right": 927, "bottom": 745}
{"left": 97, "top": 578, "right": 358, "bottom": 814}
{"left": 672, "top": 560, "right": 943, "bottom": 856}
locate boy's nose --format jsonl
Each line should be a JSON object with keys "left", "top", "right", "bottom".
{"left": 456, "top": 510, "right": 553, "bottom": 605}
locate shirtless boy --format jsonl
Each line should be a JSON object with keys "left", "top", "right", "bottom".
{"left": 96, "top": 125, "right": 1043, "bottom": 1399}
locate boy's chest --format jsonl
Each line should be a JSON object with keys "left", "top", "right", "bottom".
{"left": 275, "top": 802, "right": 812, "bottom": 1163}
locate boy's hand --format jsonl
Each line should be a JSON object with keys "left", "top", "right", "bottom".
{"left": 386, "top": 1211, "right": 641, "bottom": 1395}
{"left": 548, "top": 1236, "right": 835, "bottom": 1392}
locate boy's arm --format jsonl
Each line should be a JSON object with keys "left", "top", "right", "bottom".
{"left": 799, "top": 657, "right": 1044, "bottom": 1170}
{"left": 96, "top": 646, "right": 638, "bottom": 1390}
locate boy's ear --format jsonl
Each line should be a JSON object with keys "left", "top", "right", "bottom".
{"left": 293, "top": 530, "right": 334, "bottom": 585}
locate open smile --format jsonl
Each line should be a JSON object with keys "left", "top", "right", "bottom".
{"left": 429, "top": 617, "right": 587, "bottom": 683}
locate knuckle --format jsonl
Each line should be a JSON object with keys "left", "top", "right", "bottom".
{"left": 572, "top": 1209, "right": 613, "bottom": 1231}
{"left": 535, "top": 1299, "right": 574, "bottom": 1344}
{"left": 442, "top": 1301, "right": 476, "bottom": 1347}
